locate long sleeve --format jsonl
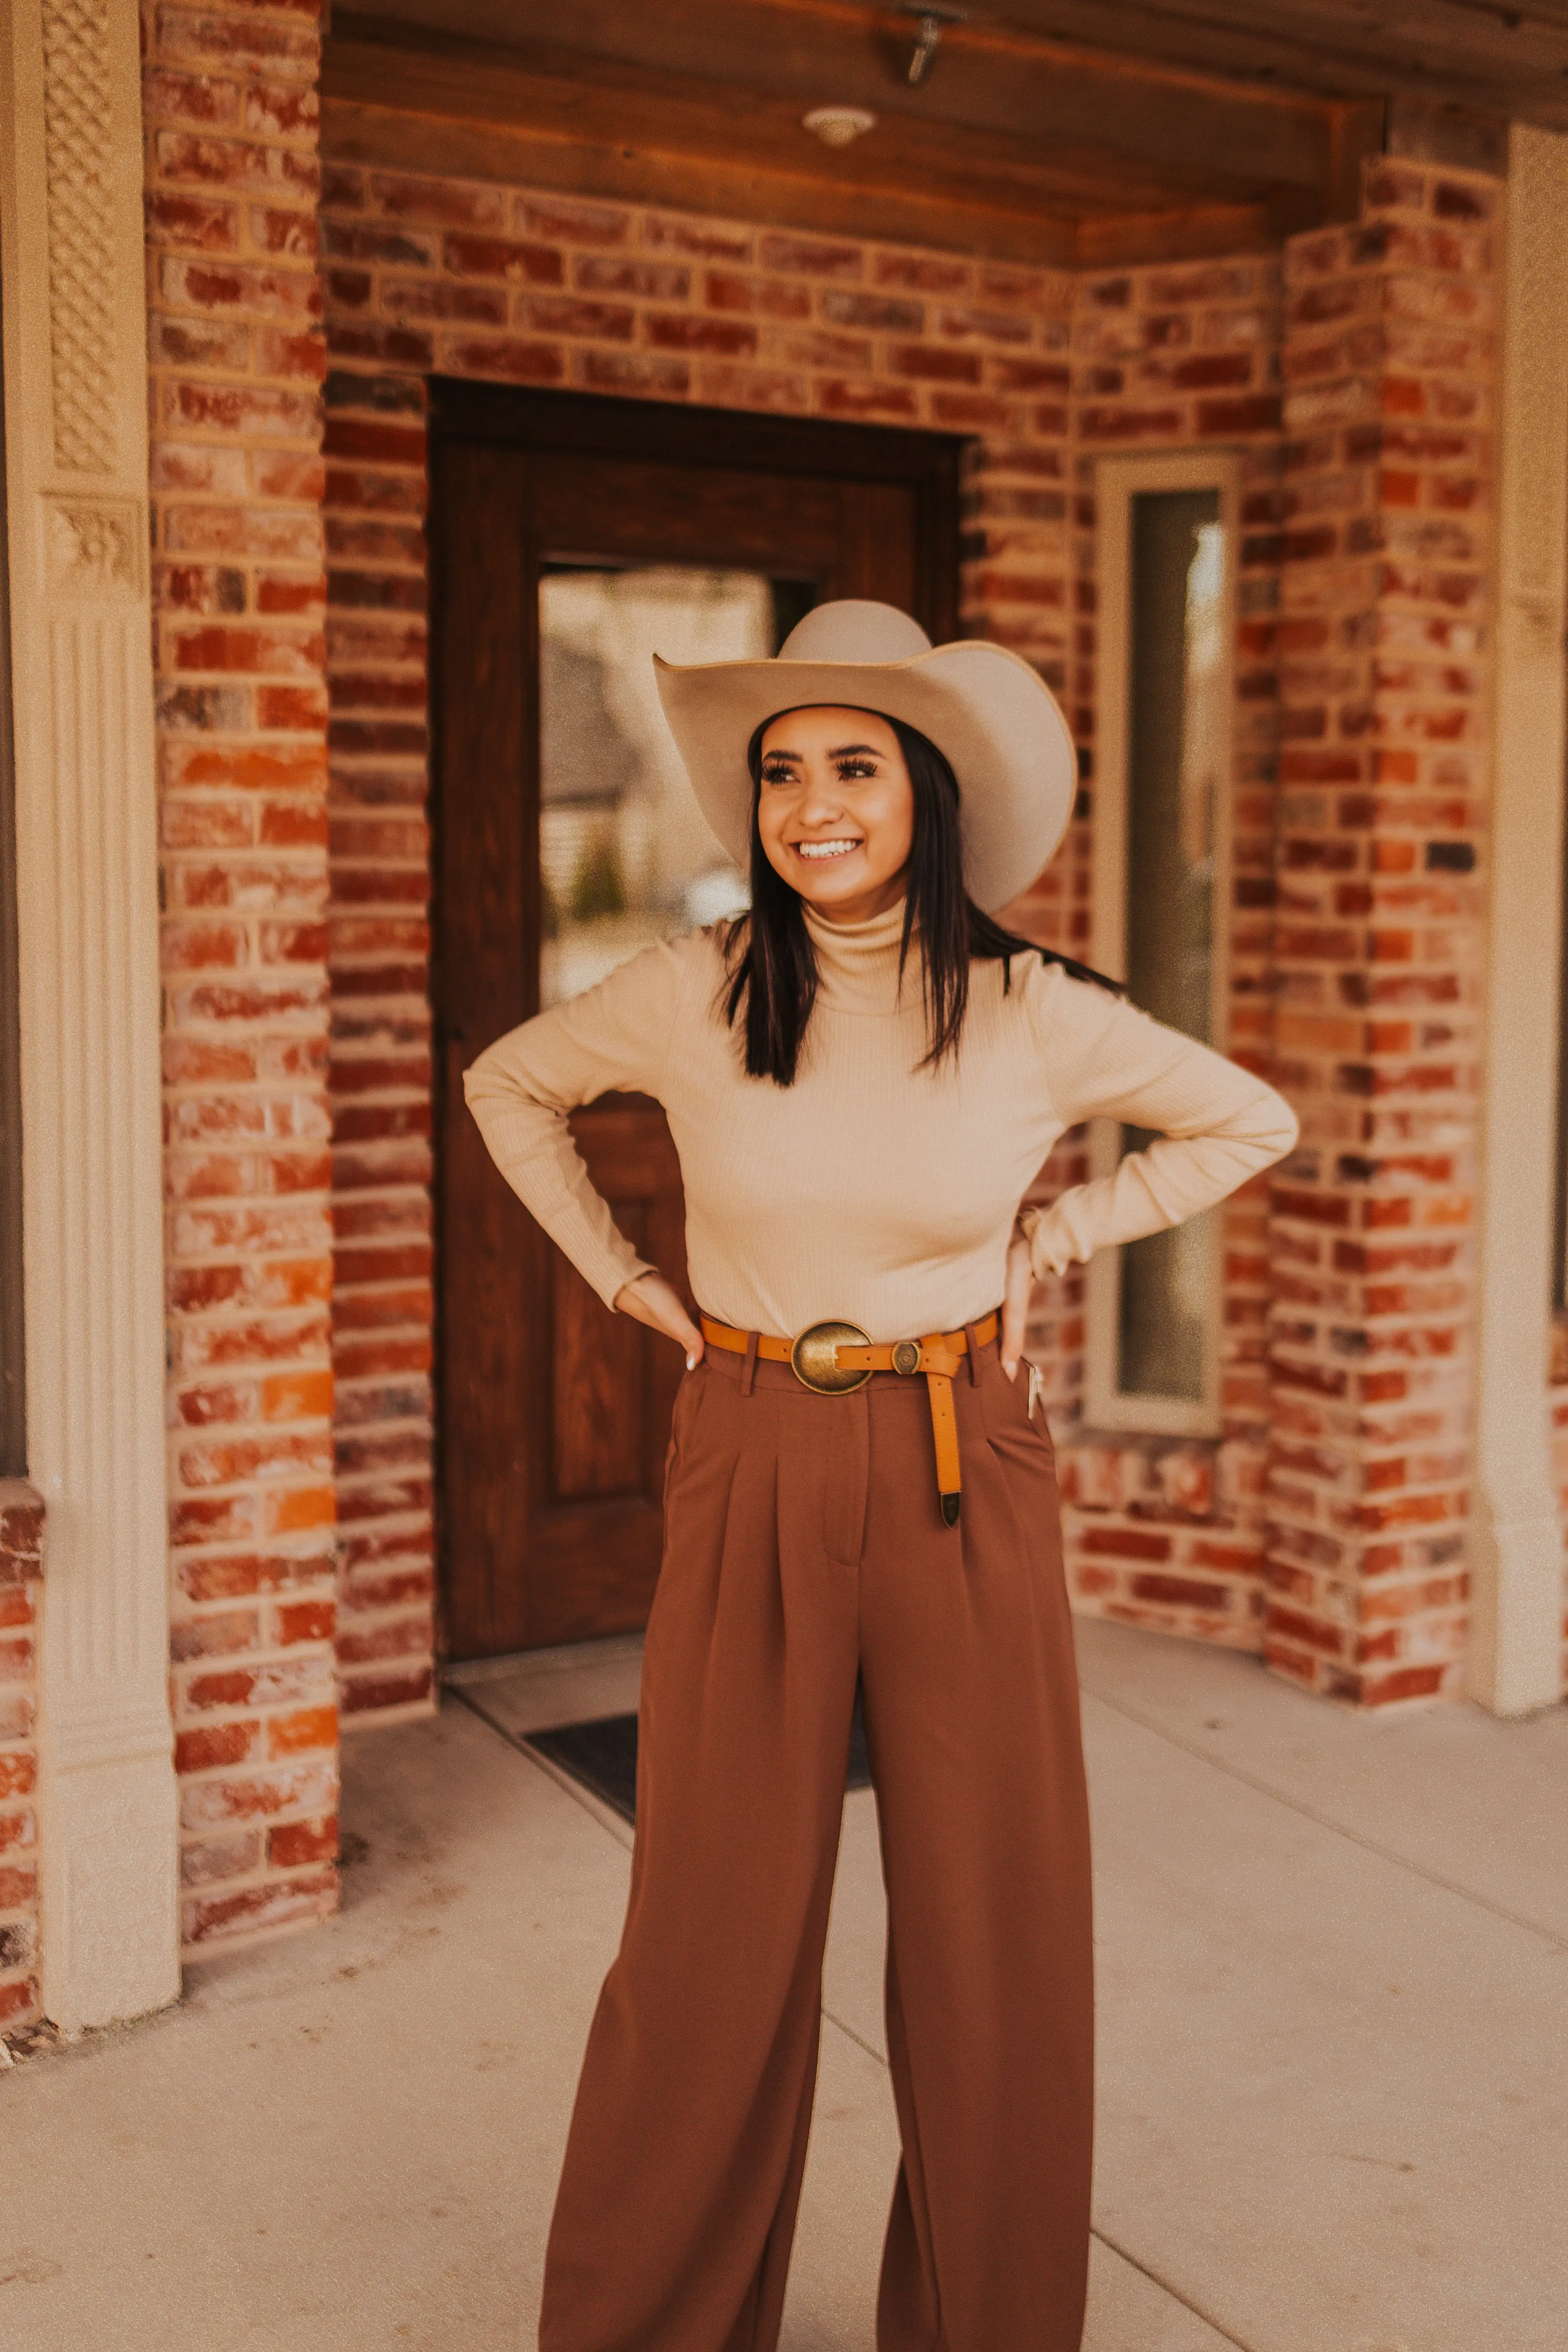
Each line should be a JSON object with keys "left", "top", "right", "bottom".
{"left": 1020, "top": 970, "right": 1298, "bottom": 1279}
{"left": 462, "top": 934, "right": 695, "bottom": 1309}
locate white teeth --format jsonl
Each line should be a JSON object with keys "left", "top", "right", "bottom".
{"left": 795, "top": 839, "right": 860, "bottom": 861}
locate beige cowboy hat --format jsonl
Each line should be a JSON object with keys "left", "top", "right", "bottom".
{"left": 652, "top": 599, "right": 1077, "bottom": 913}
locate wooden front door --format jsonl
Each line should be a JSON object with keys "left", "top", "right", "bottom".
{"left": 430, "top": 385, "right": 960, "bottom": 1661}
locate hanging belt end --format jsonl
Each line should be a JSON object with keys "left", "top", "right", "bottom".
{"left": 940, "top": 1492, "right": 961, "bottom": 1528}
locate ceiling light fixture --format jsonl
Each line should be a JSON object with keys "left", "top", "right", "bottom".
{"left": 893, "top": 4, "right": 968, "bottom": 87}
{"left": 803, "top": 105, "right": 878, "bottom": 146}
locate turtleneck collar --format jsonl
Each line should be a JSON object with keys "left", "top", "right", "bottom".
{"left": 801, "top": 897, "right": 915, "bottom": 1016}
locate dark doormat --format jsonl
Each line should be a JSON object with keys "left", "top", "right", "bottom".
{"left": 527, "top": 1691, "right": 874, "bottom": 1826}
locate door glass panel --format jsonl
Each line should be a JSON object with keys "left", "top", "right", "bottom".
{"left": 1117, "top": 490, "right": 1225, "bottom": 1404}
{"left": 538, "top": 566, "right": 813, "bottom": 1005}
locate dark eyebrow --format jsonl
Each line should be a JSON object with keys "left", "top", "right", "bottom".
{"left": 759, "top": 740, "right": 882, "bottom": 763}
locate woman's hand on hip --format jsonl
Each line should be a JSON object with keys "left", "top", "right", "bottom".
{"left": 1000, "top": 1219, "right": 1034, "bottom": 1382}
{"left": 614, "top": 1270, "right": 705, "bottom": 1368}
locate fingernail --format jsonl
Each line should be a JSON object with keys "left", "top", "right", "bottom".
{"left": 685, "top": 1352, "right": 696, "bottom": 1370}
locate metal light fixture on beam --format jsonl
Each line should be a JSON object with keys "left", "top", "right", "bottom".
{"left": 892, "top": 4, "right": 969, "bottom": 87}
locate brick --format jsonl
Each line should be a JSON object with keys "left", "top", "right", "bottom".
{"left": 694, "top": 364, "right": 807, "bottom": 413}
{"left": 269, "top": 1813, "right": 338, "bottom": 1867}
{"left": 183, "top": 1864, "right": 337, "bottom": 1947}
{"left": 642, "top": 214, "right": 750, "bottom": 261}
{"left": 340, "top": 1663, "right": 434, "bottom": 1715}
{"left": 147, "top": 189, "right": 240, "bottom": 251}
{"left": 643, "top": 312, "right": 755, "bottom": 356}
{"left": 516, "top": 294, "right": 634, "bottom": 340}
{"left": 442, "top": 232, "right": 563, "bottom": 286}
{"left": 161, "top": 257, "right": 322, "bottom": 320}
{"left": 378, "top": 277, "right": 507, "bottom": 325}
{"left": 574, "top": 350, "right": 691, "bottom": 399}
{"left": 705, "top": 271, "right": 809, "bottom": 321}
{"left": 757, "top": 233, "right": 861, "bottom": 280}
{"left": 875, "top": 252, "right": 970, "bottom": 293}
{"left": 322, "top": 416, "right": 425, "bottom": 466}
{"left": 175, "top": 1720, "right": 262, "bottom": 1774}
{"left": 370, "top": 174, "right": 507, "bottom": 231}
{"left": 814, "top": 378, "right": 919, "bottom": 422}
{"left": 518, "top": 195, "right": 630, "bottom": 246}
{"left": 1079, "top": 1526, "right": 1172, "bottom": 1562}
{"left": 438, "top": 337, "right": 566, "bottom": 385}
{"left": 145, "top": 67, "right": 241, "bottom": 130}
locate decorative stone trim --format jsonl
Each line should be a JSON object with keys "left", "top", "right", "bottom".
{"left": 40, "top": 0, "right": 117, "bottom": 473}
{"left": 1, "top": 0, "right": 179, "bottom": 2027}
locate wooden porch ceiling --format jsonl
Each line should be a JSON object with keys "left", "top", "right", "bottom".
{"left": 321, "top": 1, "right": 1543, "bottom": 268}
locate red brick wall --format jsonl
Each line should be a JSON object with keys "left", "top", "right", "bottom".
{"left": 1058, "top": 256, "right": 1286, "bottom": 1652}
{"left": 144, "top": 0, "right": 340, "bottom": 1952}
{"left": 317, "top": 167, "right": 1081, "bottom": 1697}
{"left": 0, "top": 1485, "right": 43, "bottom": 2034}
{"left": 1266, "top": 160, "right": 1498, "bottom": 1702}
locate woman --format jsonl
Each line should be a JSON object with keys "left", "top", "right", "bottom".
{"left": 465, "top": 599, "right": 1297, "bottom": 2352}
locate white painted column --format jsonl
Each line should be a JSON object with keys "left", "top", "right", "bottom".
{"left": 1471, "top": 123, "right": 1568, "bottom": 1719}
{"left": 0, "top": 0, "right": 180, "bottom": 2020}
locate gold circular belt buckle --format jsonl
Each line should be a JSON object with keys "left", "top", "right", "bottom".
{"left": 790, "top": 1319, "right": 872, "bottom": 1395}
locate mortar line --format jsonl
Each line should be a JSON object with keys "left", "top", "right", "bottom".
{"left": 1076, "top": 1679, "right": 1568, "bottom": 1952}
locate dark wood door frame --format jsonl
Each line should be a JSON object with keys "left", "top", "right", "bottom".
{"left": 427, "top": 384, "right": 965, "bottom": 1660}
{"left": 427, "top": 382, "right": 962, "bottom": 640}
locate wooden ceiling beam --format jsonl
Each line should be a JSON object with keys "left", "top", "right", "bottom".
{"left": 324, "top": 31, "right": 1239, "bottom": 217}
{"left": 990, "top": 0, "right": 1568, "bottom": 127}
{"left": 330, "top": 9, "right": 1341, "bottom": 200}
{"left": 320, "top": 8, "right": 1384, "bottom": 272}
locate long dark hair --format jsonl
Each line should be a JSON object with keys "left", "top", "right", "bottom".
{"left": 722, "top": 710, "right": 1120, "bottom": 1086}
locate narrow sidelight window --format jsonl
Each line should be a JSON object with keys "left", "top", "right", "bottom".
{"left": 1086, "top": 454, "right": 1239, "bottom": 1437}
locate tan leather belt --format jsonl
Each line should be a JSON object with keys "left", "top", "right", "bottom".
{"left": 697, "top": 1310, "right": 1000, "bottom": 1529}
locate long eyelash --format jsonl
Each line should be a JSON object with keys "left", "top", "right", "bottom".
{"left": 835, "top": 759, "right": 876, "bottom": 779}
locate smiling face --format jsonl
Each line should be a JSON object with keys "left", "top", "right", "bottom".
{"left": 755, "top": 705, "right": 915, "bottom": 923}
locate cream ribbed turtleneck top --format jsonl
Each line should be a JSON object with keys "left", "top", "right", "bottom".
{"left": 463, "top": 902, "right": 1297, "bottom": 1340}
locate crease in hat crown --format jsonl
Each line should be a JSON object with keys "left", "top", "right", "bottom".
{"left": 774, "top": 600, "right": 933, "bottom": 664}
{"left": 651, "top": 595, "right": 1078, "bottom": 913}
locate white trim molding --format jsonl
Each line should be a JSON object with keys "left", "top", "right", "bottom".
{"left": 1086, "top": 449, "right": 1241, "bottom": 1439}
{"left": 1, "top": 0, "right": 179, "bottom": 2020}
{"left": 1471, "top": 122, "right": 1568, "bottom": 1719}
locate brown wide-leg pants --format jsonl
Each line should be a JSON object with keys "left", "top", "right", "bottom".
{"left": 538, "top": 1328, "right": 1093, "bottom": 2352}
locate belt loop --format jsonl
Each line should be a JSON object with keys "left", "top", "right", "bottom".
{"left": 964, "top": 1321, "right": 982, "bottom": 1385}
{"left": 740, "top": 1329, "right": 759, "bottom": 1398}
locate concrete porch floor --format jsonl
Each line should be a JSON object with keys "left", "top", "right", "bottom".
{"left": 2, "top": 1616, "right": 1564, "bottom": 2352}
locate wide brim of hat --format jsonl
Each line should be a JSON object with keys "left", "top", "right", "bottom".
{"left": 652, "top": 640, "right": 1076, "bottom": 914}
